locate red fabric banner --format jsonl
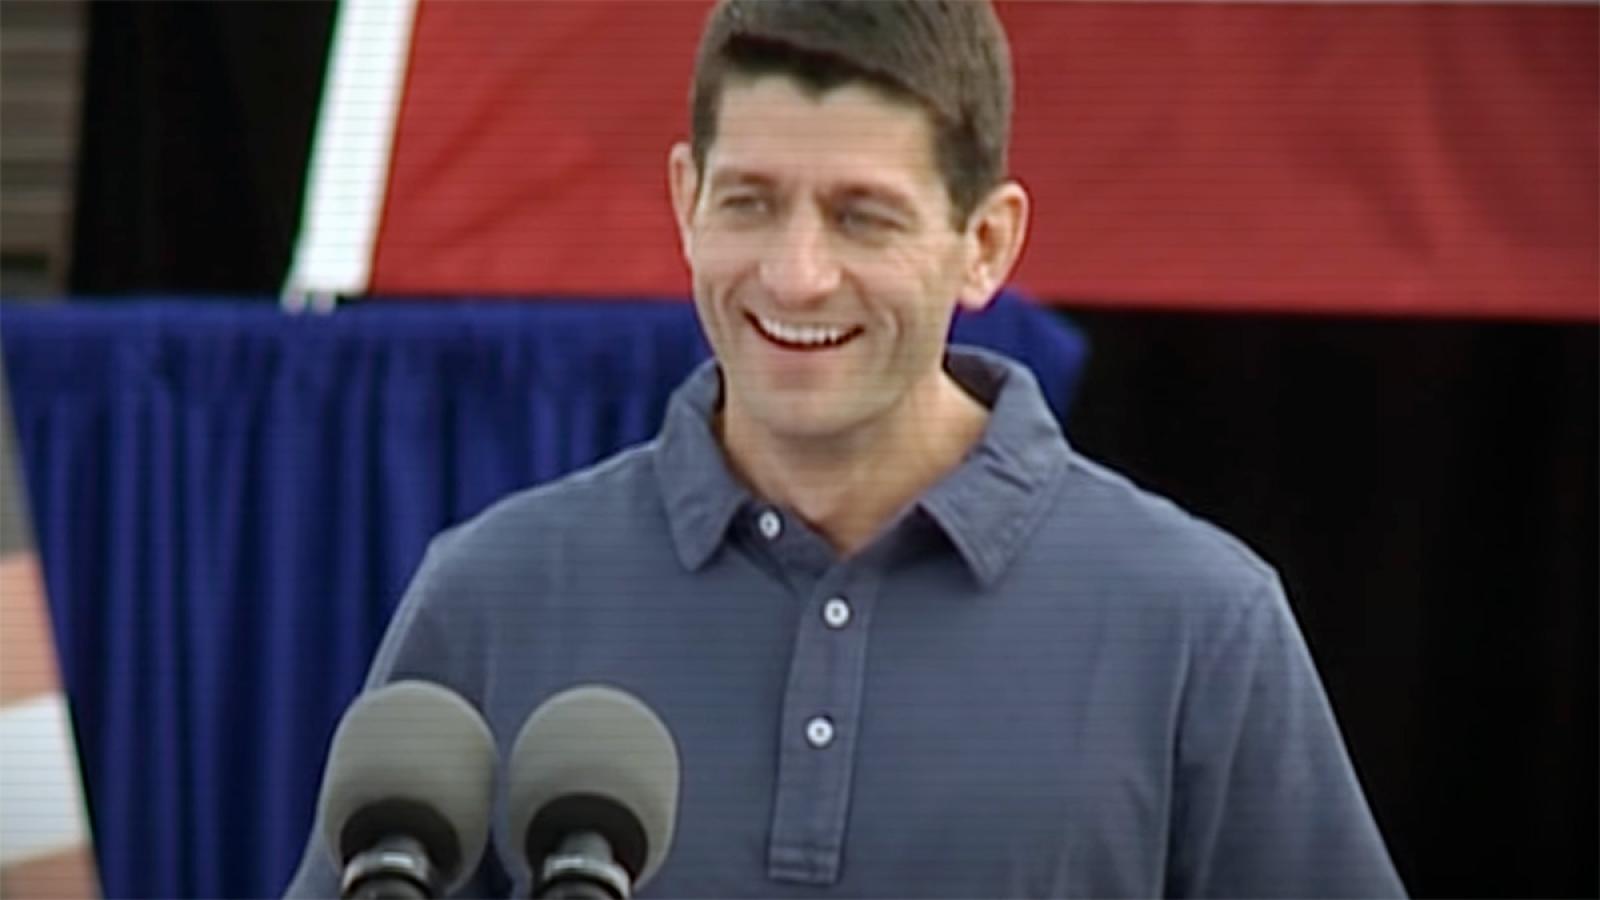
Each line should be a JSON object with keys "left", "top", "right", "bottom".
{"left": 371, "top": 1, "right": 1597, "bottom": 321}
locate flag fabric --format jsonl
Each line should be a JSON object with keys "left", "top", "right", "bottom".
{"left": 0, "top": 356, "right": 100, "bottom": 899}
{"left": 286, "top": 0, "right": 1597, "bottom": 321}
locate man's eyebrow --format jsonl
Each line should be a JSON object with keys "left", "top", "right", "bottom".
{"left": 706, "top": 169, "right": 776, "bottom": 192}
{"left": 832, "top": 183, "right": 920, "bottom": 220}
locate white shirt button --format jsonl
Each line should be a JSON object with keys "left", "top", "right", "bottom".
{"left": 822, "top": 597, "right": 852, "bottom": 629}
{"left": 804, "top": 716, "right": 835, "bottom": 748}
{"left": 757, "top": 510, "right": 782, "bottom": 540}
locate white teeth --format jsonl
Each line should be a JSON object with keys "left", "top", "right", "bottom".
{"left": 755, "top": 315, "right": 851, "bottom": 346}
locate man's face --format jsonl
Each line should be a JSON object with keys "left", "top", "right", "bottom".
{"left": 670, "top": 76, "right": 994, "bottom": 444}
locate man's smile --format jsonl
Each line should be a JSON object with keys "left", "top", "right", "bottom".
{"left": 746, "top": 312, "right": 864, "bottom": 351}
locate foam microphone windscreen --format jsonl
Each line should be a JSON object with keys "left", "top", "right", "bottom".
{"left": 507, "top": 685, "right": 680, "bottom": 890}
{"left": 317, "top": 680, "right": 497, "bottom": 893}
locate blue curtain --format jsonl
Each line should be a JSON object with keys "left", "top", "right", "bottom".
{"left": 0, "top": 293, "right": 1086, "bottom": 899}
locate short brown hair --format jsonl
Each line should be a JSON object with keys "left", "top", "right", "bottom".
{"left": 689, "top": 0, "right": 1014, "bottom": 227}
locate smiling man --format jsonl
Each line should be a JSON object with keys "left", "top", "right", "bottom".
{"left": 668, "top": 63, "right": 1019, "bottom": 558}
{"left": 286, "top": 2, "right": 1404, "bottom": 897}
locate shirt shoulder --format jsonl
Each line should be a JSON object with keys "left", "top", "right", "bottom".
{"left": 431, "top": 442, "right": 665, "bottom": 567}
{"left": 364, "top": 441, "right": 671, "bottom": 684}
{"left": 394, "top": 441, "right": 673, "bottom": 629}
{"left": 1028, "top": 449, "right": 1282, "bottom": 610}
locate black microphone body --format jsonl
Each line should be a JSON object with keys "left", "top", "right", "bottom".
{"left": 342, "top": 835, "right": 434, "bottom": 899}
{"left": 534, "top": 830, "right": 631, "bottom": 900}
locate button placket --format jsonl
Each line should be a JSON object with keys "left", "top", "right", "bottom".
{"left": 767, "top": 568, "right": 882, "bottom": 885}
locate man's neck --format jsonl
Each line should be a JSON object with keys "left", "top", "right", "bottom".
{"left": 717, "top": 371, "right": 990, "bottom": 557}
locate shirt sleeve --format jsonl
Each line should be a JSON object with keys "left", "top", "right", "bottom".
{"left": 280, "top": 531, "right": 511, "bottom": 899}
{"left": 1165, "top": 575, "right": 1407, "bottom": 898}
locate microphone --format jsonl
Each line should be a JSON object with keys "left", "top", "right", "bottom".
{"left": 316, "top": 680, "right": 497, "bottom": 899}
{"left": 506, "top": 685, "right": 681, "bottom": 900}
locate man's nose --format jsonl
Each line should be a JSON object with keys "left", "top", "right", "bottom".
{"left": 759, "top": 210, "right": 840, "bottom": 305}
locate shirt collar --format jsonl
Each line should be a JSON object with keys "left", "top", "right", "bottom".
{"left": 652, "top": 363, "right": 749, "bottom": 571}
{"left": 653, "top": 345, "right": 1071, "bottom": 585}
{"left": 916, "top": 347, "right": 1071, "bottom": 588}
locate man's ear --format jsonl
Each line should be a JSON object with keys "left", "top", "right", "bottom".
{"left": 956, "top": 180, "right": 1030, "bottom": 311}
{"left": 668, "top": 142, "right": 700, "bottom": 263}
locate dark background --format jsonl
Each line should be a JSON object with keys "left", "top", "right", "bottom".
{"left": 65, "top": 3, "right": 1600, "bottom": 896}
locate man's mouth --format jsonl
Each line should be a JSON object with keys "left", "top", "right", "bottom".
{"left": 747, "top": 313, "right": 863, "bottom": 351}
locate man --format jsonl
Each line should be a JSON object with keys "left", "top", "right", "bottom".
{"left": 287, "top": 2, "right": 1405, "bottom": 896}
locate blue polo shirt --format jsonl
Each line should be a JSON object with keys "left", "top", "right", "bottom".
{"left": 285, "top": 346, "right": 1404, "bottom": 898}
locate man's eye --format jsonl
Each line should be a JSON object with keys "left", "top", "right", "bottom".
{"left": 719, "top": 194, "right": 768, "bottom": 215}
{"left": 837, "top": 207, "right": 896, "bottom": 235}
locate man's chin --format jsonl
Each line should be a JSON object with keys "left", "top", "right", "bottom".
{"left": 739, "top": 401, "right": 865, "bottom": 446}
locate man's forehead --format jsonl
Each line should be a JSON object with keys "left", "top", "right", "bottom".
{"left": 715, "top": 75, "right": 932, "bottom": 138}
{"left": 707, "top": 77, "right": 945, "bottom": 200}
